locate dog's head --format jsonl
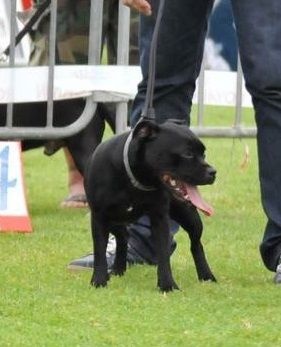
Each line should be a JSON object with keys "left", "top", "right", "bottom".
{"left": 132, "top": 120, "right": 216, "bottom": 215}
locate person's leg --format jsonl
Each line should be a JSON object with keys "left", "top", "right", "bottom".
{"left": 56, "top": 1, "right": 89, "bottom": 207}
{"left": 61, "top": 148, "right": 87, "bottom": 208}
{"left": 125, "top": 0, "right": 215, "bottom": 263}
{"left": 131, "top": 0, "right": 214, "bottom": 126}
{"left": 231, "top": 0, "right": 281, "bottom": 274}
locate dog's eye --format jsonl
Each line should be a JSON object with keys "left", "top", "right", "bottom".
{"left": 181, "top": 153, "right": 194, "bottom": 160}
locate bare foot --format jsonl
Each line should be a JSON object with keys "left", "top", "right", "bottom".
{"left": 61, "top": 149, "right": 88, "bottom": 208}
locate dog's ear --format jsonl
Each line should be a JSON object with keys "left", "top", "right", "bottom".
{"left": 132, "top": 120, "right": 160, "bottom": 140}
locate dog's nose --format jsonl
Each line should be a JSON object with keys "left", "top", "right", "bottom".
{"left": 207, "top": 166, "right": 216, "bottom": 180}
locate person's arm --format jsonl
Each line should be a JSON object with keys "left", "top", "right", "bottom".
{"left": 122, "top": 0, "right": 152, "bottom": 16}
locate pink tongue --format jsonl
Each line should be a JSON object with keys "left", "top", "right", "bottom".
{"left": 185, "top": 185, "right": 214, "bottom": 216}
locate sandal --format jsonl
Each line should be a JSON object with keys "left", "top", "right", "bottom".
{"left": 60, "top": 194, "right": 88, "bottom": 208}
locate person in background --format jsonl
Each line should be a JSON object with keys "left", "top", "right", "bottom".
{"left": 29, "top": 0, "right": 139, "bottom": 208}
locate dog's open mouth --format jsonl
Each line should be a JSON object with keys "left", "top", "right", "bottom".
{"left": 162, "top": 174, "right": 214, "bottom": 216}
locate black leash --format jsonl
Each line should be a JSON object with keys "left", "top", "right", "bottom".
{"left": 141, "top": 0, "right": 166, "bottom": 121}
{"left": 0, "top": 0, "right": 51, "bottom": 61}
{"left": 124, "top": 0, "right": 166, "bottom": 191}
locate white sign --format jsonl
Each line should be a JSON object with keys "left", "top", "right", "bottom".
{"left": 0, "top": 65, "right": 253, "bottom": 108}
{"left": 0, "top": 141, "right": 32, "bottom": 232}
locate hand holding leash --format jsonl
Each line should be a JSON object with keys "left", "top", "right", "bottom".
{"left": 122, "top": 0, "right": 152, "bottom": 16}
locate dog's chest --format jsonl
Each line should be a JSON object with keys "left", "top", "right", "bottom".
{"left": 105, "top": 199, "right": 150, "bottom": 225}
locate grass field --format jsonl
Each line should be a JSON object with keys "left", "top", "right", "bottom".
{"left": 1, "top": 106, "right": 281, "bottom": 347}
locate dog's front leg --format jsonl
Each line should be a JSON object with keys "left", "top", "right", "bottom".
{"left": 111, "top": 226, "right": 128, "bottom": 276}
{"left": 90, "top": 214, "right": 110, "bottom": 287}
{"left": 170, "top": 202, "right": 216, "bottom": 282}
{"left": 150, "top": 211, "right": 179, "bottom": 292}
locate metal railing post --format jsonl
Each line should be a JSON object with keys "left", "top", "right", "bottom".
{"left": 115, "top": 1, "right": 130, "bottom": 134}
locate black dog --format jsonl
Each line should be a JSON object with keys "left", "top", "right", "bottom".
{"left": 85, "top": 119, "right": 217, "bottom": 292}
{"left": 0, "top": 99, "right": 115, "bottom": 175}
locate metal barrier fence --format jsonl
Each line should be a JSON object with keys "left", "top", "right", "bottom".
{"left": 193, "top": 56, "right": 256, "bottom": 138}
{"left": 0, "top": 0, "right": 257, "bottom": 139}
{"left": 0, "top": 0, "right": 130, "bottom": 139}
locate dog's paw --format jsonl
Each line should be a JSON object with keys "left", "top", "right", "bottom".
{"left": 158, "top": 280, "right": 180, "bottom": 293}
{"left": 199, "top": 273, "right": 217, "bottom": 282}
{"left": 111, "top": 260, "right": 127, "bottom": 277}
{"left": 93, "top": 281, "right": 108, "bottom": 288}
{"left": 91, "top": 272, "right": 109, "bottom": 288}
{"left": 111, "top": 267, "right": 126, "bottom": 277}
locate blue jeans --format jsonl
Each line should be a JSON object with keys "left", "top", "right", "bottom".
{"left": 130, "top": 0, "right": 281, "bottom": 271}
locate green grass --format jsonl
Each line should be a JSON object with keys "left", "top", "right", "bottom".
{"left": 1, "top": 106, "right": 281, "bottom": 347}
{"left": 190, "top": 104, "right": 255, "bottom": 127}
